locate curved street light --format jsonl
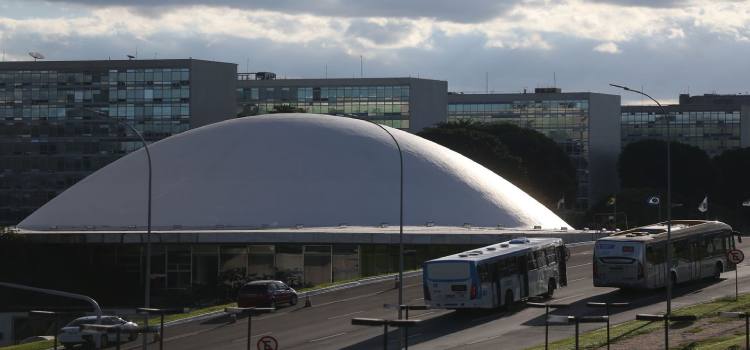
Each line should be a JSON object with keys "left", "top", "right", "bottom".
{"left": 82, "top": 108, "right": 153, "bottom": 309}
{"left": 342, "top": 115, "right": 405, "bottom": 347}
{"left": 608, "top": 84, "right": 673, "bottom": 315}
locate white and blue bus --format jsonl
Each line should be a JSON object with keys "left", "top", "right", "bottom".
{"left": 423, "top": 237, "right": 568, "bottom": 310}
{"left": 593, "top": 220, "right": 738, "bottom": 290}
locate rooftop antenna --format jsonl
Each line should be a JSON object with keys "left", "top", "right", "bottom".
{"left": 127, "top": 55, "right": 135, "bottom": 60}
{"left": 553, "top": 71, "right": 557, "bottom": 88}
{"left": 246, "top": 58, "right": 249, "bottom": 73}
{"left": 135, "top": 46, "right": 138, "bottom": 60}
{"left": 28, "top": 52, "right": 45, "bottom": 61}
{"left": 1, "top": 51, "right": 5, "bottom": 62}
{"left": 326, "top": 65, "right": 328, "bottom": 79}
{"left": 154, "top": 52, "right": 159, "bottom": 59}
{"left": 486, "top": 72, "right": 488, "bottom": 94}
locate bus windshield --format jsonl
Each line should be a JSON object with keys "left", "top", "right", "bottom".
{"left": 426, "top": 262, "right": 470, "bottom": 280}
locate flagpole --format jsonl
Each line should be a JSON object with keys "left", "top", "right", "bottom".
{"left": 614, "top": 195, "right": 617, "bottom": 230}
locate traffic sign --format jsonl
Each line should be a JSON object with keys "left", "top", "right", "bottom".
{"left": 727, "top": 249, "right": 745, "bottom": 265}
{"left": 257, "top": 335, "right": 278, "bottom": 350}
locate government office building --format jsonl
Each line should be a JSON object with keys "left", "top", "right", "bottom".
{"left": 236, "top": 74, "right": 448, "bottom": 133}
{"left": 0, "top": 59, "right": 237, "bottom": 226}
{"left": 621, "top": 93, "right": 750, "bottom": 156}
{"left": 445, "top": 88, "right": 622, "bottom": 211}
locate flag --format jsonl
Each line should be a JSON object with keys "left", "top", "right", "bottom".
{"left": 647, "top": 196, "right": 660, "bottom": 205}
{"left": 698, "top": 196, "right": 708, "bottom": 212}
{"left": 605, "top": 197, "right": 616, "bottom": 207}
{"left": 743, "top": 198, "right": 750, "bottom": 207}
{"left": 557, "top": 197, "right": 565, "bottom": 210}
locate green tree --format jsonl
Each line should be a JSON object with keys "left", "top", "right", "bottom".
{"left": 481, "top": 123, "right": 578, "bottom": 207}
{"left": 418, "top": 122, "right": 530, "bottom": 189}
{"left": 617, "top": 139, "right": 716, "bottom": 200}
{"left": 712, "top": 147, "right": 750, "bottom": 232}
{"left": 417, "top": 120, "right": 577, "bottom": 212}
{"left": 268, "top": 105, "right": 306, "bottom": 114}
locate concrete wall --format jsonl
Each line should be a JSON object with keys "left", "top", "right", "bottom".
{"left": 189, "top": 60, "right": 238, "bottom": 128}
{"left": 742, "top": 105, "right": 750, "bottom": 148}
{"left": 408, "top": 79, "right": 448, "bottom": 133}
{"left": 588, "top": 93, "right": 622, "bottom": 206}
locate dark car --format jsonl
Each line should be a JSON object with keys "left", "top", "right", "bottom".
{"left": 237, "top": 280, "right": 298, "bottom": 308}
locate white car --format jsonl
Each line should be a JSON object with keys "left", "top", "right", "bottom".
{"left": 58, "top": 316, "right": 139, "bottom": 349}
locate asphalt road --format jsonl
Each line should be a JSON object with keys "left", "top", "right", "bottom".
{"left": 118, "top": 239, "right": 750, "bottom": 350}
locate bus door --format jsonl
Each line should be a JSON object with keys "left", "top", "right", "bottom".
{"left": 517, "top": 255, "right": 529, "bottom": 298}
{"left": 489, "top": 262, "right": 500, "bottom": 307}
{"left": 557, "top": 245, "right": 568, "bottom": 287}
{"left": 689, "top": 239, "right": 701, "bottom": 279}
{"left": 646, "top": 243, "right": 666, "bottom": 287}
{"left": 525, "top": 252, "right": 541, "bottom": 296}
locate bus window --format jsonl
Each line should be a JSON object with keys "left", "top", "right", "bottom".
{"left": 672, "top": 240, "right": 688, "bottom": 261}
{"left": 646, "top": 244, "right": 666, "bottom": 264}
{"left": 546, "top": 247, "right": 557, "bottom": 265}
{"left": 508, "top": 257, "right": 519, "bottom": 275}
{"left": 489, "top": 262, "right": 499, "bottom": 283}
{"left": 534, "top": 250, "right": 547, "bottom": 268}
{"left": 726, "top": 232, "right": 735, "bottom": 252}
{"left": 527, "top": 253, "right": 538, "bottom": 270}
{"left": 478, "top": 264, "right": 490, "bottom": 283}
{"left": 712, "top": 233, "right": 725, "bottom": 257}
{"left": 498, "top": 259, "right": 509, "bottom": 278}
{"left": 701, "top": 235, "right": 712, "bottom": 259}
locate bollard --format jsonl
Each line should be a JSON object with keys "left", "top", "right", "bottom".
{"left": 305, "top": 293, "right": 313, "bottom": 308}
{"left": 395, "top": 276, "right": 400, "bottom": 289}
{"left": 229, "top": 313, "right": 237, "bottom": 324}
{"left": 152, "top": 331, "right": 161, "bottom": 343}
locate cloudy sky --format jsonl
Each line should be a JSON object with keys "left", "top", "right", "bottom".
{"left": 1, "top": 0, "right": 749, "bottom": 104}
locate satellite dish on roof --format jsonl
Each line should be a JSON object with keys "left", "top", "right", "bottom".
{"left": 28, "top": 52, "right": 44, "bottom": 61}
{"left": 127, "top": 55, "right": 135, "bottom": 60}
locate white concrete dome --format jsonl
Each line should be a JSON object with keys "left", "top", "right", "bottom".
{"left": 18, "top": 114, "right": 570, "bottom": 230}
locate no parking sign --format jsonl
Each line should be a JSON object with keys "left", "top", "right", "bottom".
{"left": 258, "top": 335, "right": 278, "bottom": 350}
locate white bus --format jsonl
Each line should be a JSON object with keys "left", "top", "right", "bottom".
{"left": 593, "top": 220, "right": 738, "bottom": 290}
{"left": 423, "top": 237, "right": 568, "bottom": 310}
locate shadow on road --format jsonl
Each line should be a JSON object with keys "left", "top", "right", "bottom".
{"left": 340, "top": 278, "right": 726, "bottom": 349}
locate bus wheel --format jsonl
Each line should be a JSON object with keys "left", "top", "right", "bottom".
{"left": 713, "top": 263, "right": 723, "bottom": 280}
{"left": 504, "top": 290, "right": 514, "bottom": 311}
{"left": 544, "top": 279, "right": 556, "bottom": 299}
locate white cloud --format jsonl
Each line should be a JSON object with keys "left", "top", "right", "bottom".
{"left": 594, "top": 42, "right": 621, "bottom": 53}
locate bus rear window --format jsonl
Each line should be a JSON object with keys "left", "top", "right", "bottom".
{"left": 426, "top": 262, "right": 471, "bottom": 280}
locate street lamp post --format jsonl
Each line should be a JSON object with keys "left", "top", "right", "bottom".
{"left": 83, "top": 107, "right": 153, "bottom": 309}
{"left": 343, "top": 115, "right": 404, "bottom": 347}
{"left": 83, "top": 108, "right": 153, "bottom": 349}
{"left": 609, "top": 84, "right": 672, "bottom": 315}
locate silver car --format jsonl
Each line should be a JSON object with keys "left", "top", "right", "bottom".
{"left": 58, "top": 316, "right": 139, "bottom": 349}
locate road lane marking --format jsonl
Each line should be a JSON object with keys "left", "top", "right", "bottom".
{"left": 569, "top": 262, "right": 593, "bottom": 268}
{"left": 466, "top": 334, "right": 503, "bottom": 345}
{"left": 568, "top": 277, "right": 589, "bottom": 283}
{"left": 328, "top": 311, "right": 364, "bottom": 320}
{"left": 411, "top": 311, "right": 437, "bottom": 317}
{"left": 310, "top": 333, "right": 347, "bottom": 342}
{"left": 406, "top": 283, "right": 422, "bottom": 287}
{"left": 231, "top": 332, "right": 273, "bottom": 343}
{"left": 410, "top": 297, "right": 424, "bottom": 301}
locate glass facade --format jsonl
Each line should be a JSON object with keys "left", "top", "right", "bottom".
{"left": 447, "top": 99, "right": 591, "bottom": 209}
{"left": 621, "top": 109, "right": 742, "bottom": 157}
{"left": 236, "top": 85, "right": 411, "bottom": 130}
{"left": 0, "top": 67, "right": 191, "bottom": 225}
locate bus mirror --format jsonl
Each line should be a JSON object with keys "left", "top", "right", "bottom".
{"left": 565, "top": 247, "right": 571, "bottom": 261}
